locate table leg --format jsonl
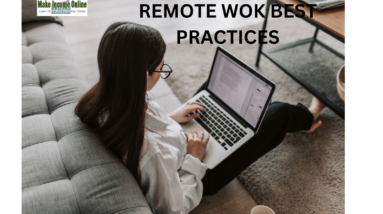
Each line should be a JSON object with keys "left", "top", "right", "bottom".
{"left": 255, "top": 0, "right": 274, "bottom": 67}
{"left": 309, "top": 27, "right": 319, "bottom": 53}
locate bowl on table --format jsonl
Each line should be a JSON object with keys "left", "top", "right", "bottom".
{"left": 337, "top": 65, "right": 345, "bottom": 101}
{"left": 250, "top": 205, "right": 275, "bottom": 214}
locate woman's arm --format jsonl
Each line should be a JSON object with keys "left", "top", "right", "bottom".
{"left": 141, "top": 150, "right": 207, "bottom": 214}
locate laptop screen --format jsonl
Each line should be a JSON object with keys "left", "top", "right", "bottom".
{"left": 207, "top": 50, "right": 273, "bottom": 128}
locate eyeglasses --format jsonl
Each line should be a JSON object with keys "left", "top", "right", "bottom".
{"left": 149, "top": 63, "right": 173, "bottom": 79}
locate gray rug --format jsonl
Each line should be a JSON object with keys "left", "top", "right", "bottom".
{"left": 165, "top": 17, "right": 344, "bottom": 214}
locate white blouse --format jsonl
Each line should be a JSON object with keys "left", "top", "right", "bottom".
{"left": 100, "top": 98, "right": 208, "bottom": 214}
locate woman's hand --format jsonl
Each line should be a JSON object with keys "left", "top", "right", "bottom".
{"left": 185, "top": 130, "right": 210, "bottom": 161}
{"left": 168, "top": 102, "right": 206, "bottom": 123}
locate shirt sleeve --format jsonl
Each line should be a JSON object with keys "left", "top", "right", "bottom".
{"left": 140, "top": 151, "right": 208, "bottom": 214}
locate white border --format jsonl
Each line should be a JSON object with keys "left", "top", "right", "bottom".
{"left": 0, "top": 0, "right": 21, "bottom": 212}
{"left": 347, "top": 1, "right": 383, "bottom": 213}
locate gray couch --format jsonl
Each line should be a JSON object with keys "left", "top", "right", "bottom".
{"left": 22, "top": 4, "right": 152, "bottom": 214}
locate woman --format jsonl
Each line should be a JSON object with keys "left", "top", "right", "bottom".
{"left": 75, "top": 22, "right": 325, "bottom": 214}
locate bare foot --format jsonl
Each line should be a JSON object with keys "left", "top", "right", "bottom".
{"left": 286, "top": 121, "right": 322, "bottom": 136}
{"left": 301, "top": 120, "right": 322, "bottom": 133}
{"left": 286, "top": 96, "right": 326, "bottom": 136}
{"left": 308, "top": 96, "right": 326, "bottom": 122}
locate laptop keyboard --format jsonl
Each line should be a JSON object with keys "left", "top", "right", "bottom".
{"left": 191, "top": 95, "right": 247, "bottom": 151}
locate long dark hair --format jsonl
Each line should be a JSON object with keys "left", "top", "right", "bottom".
{"left": 75, "top": 21, "right": 166, "bottom": 182}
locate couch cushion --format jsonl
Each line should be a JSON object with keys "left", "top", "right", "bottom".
{"left": 22, "top": 141, "right": 68, "bottom": 189}
{"left": 23, "top": 180, "right": 80, "bottom": 214}
{"left": 22, "top": 22, "right": 151, "bottom": 214}
{"left": 22, "top": 114, "right": 56, "bottom": 148}
{"left": 22, "top": 86, "right": 50, "bottom": 117}
{"left": 22, "top": 64, "right": 40, "bottom": 86}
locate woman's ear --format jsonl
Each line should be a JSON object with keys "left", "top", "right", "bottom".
{"left": 147, "top": 71, "right": 153, "bottom": 77}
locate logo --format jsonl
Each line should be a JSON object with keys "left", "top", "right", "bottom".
{"left": 37, "top": 0, "right": 87, "bottom": 16}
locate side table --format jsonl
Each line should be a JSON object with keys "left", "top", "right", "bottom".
{"left": 256, "top": 0, "right": 345, "bottom": 119}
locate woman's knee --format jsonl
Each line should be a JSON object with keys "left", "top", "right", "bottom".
{"left": 270, "top": 102, "right": 292, "bottom": 116}
{"left": 268, "top": 102, "right": 313, "bottom": 131}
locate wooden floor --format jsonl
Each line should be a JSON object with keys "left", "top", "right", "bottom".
{"left": 60, "top": 0, "right": 262, "bottom": 212}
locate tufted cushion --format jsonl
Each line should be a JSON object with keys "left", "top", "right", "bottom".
{"left": 22, "top": 22, "right": 151, "bottom": 214}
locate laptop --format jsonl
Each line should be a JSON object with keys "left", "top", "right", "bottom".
{"left": 177, "top": 46, "right": 275, "bottom": 169}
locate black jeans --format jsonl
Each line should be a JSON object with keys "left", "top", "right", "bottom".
{"left": 194, "top": 81, "right": 314, "bottom": 196}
